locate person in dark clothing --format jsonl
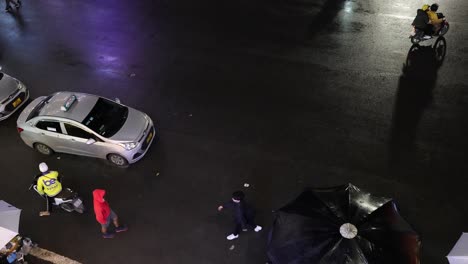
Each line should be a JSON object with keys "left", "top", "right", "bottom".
{"left": 412, "top": 5, "right": 433, "bottom": 35}
{"left": 4, "top": 0, "right": 21, "bottom": 12}
{"left": 217, "top": 191, "right": 262, "bottom": 240}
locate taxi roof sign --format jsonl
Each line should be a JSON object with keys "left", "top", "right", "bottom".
{"left": 61, "top": 94, "right": 77, "bottom": 112}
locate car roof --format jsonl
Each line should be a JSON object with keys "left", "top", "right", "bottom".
{"left": 39, "top": 92, "right": 99, "bottom": 122}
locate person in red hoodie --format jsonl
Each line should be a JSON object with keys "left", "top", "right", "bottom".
{"left": 93, "top": 189, "right": 128, "bottom": 238}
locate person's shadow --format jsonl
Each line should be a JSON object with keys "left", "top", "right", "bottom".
{"left": 389, "top": 37, "right": 447, "bottom": 171}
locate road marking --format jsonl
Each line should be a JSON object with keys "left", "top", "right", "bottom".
{"left": 29, "top": 247, "right": 82, "bottom": 264}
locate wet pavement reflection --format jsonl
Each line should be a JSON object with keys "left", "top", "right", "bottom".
{"left": 1, "top": 1, "right": 468, "bottom": 264}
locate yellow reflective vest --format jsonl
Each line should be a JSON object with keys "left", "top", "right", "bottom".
{"left": 37, "top": 171, "right": 62, "bottom": 197}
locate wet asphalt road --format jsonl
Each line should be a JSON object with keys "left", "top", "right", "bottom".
{"left": 1, "top": 0, "right": 468, "bottom": 263}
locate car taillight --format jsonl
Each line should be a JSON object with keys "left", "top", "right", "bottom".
{"left": 17, "top": 127, "right": 23, "bottom": 133}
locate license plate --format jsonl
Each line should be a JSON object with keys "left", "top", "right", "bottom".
{"left": 12, "top": 97, "right": 22, "bottom": 108}
{"left": 146, "top": 132, "right": 153, "bottom": 144}
{"left": 73, "top": 199, "right": 82, "bottom": 207}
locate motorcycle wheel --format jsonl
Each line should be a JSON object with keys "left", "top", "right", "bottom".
{"left": 75, "top": 204, "right": 85, "bottom": 214}
{"left": 59, "top": 203, "right": 75, "bottom": 212}
{"left": 433, "top": 37, "right": 447, "bottom": 65}
{"left": 405, "top": 44, "right": 420, "bottom": 68}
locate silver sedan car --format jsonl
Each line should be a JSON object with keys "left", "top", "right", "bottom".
{"left": 17, "top": 92, "right": 156, "bottom": 166}
{"left": 0, "top": 70, "right": 29, "bottom": 120}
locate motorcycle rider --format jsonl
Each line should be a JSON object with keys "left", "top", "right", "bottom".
{"left": 412, "top": 4, "right": 432, "bottom": 37}
{"left": 36, "top": 162, "right": 62, "bottom": 216}
{"left": 427, "top": 3, "right": 444, "bottom": 35}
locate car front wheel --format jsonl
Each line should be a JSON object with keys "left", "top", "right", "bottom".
{"left": 107, "top": 153, "right": 129, "bottom": 167}
{"left": 34, "top": 143, "right": 54, "bottom": 155}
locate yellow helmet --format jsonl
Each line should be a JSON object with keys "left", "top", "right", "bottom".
{"left": 422, "top": 4, "right": 430, "bottom": 11}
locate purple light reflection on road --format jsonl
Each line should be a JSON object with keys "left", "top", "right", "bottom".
{"left": 81, "top": 5, "right": 140, "bottom": 81}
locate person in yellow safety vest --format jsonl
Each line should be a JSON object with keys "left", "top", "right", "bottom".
{"left": 37, "top": 162, "right": 62, "bottom": 216}
{"left": 427, "top": 3, "right": 444, "bottom": 35}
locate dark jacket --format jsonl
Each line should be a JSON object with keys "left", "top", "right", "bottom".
{"left": 223, "top": 200, "right": 256, "bottom": 226}
{"left": 412, "top": 9, "right": 429, "bottom": 29}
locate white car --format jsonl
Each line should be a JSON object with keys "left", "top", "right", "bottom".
{"left": 17, "top": 92, "right": 156, "bottom": 166}
{"left": 0, "top": 69, "right": 29, "bottom": 120}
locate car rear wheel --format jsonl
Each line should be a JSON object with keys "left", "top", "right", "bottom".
{"left": 107, "top": 153, "right": 129, "bottom": 167}
{"left": 34, "top": 143, "right": 54, "bottom": 155}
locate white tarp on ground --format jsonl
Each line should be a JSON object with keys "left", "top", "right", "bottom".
{"left": 0, "top": 200, "right": 21, "bottom": 233}
{"left": 447, "top": 233, "right": 468, "bottom": 264}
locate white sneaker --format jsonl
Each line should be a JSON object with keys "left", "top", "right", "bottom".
{"left": 227, "top": 234, "right": 239, "bottom": 240}
{"left": 254, "top": 225, "right": 262, "bottom": 232}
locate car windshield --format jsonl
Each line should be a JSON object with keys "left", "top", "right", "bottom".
{"left": 82, "top": 98, "right": 128, "bottom": 137}
{"left": 27, "top": 95, "right": 53, "bottom": 121}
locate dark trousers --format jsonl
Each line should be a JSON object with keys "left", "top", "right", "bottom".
{"left": 233, "top": 217, "right": 256, "bottom": 235}
{"left": 45, "top": 196, "right": 54, "bottom": 212}
{"left": 424, "top": 24, "right": 434, "bottom": 35}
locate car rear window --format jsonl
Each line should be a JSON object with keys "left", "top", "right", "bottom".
{"left": 27, "top": 95, "right": 53, "bottom": 121}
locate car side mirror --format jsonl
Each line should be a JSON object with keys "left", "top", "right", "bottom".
{"left": 115, "top": 98, "right": 121, "bottom": 104}
{"left": 86, "top": 138, "right": 96, "bottom": 145}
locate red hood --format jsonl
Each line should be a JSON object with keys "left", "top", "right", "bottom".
{"left": 93, "top": 189, "right": 106, "bottom": 203}
{"left": 93, "top": 189, "right": 110, "bottom": 224}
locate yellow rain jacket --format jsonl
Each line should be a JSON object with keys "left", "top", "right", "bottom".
{"left": 37, "top": 171, "right": 62, "bottom": 197}
{"left": 427, "top": 11, "right": 443, "bottom": 25}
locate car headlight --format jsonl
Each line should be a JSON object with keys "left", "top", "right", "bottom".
{"left": 120, "top": 142, "right": 138, "bottom": 150}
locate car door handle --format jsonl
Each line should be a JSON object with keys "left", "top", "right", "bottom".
{"left": 70, "top": 138, "right": 75, "bottom": 141}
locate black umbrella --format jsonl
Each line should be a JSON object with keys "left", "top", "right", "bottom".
{"left": 267, "top": 184, "right": 420, "bottom": 264}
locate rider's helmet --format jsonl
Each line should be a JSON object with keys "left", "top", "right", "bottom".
{"left": 39, "top": 162, "right": 49, "bottom": 173}
{"left": 422, "top": 4, "right": 430, "bottom": 11}
{"left": 430, "top": 3, "right": 439, "bottom": 12}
